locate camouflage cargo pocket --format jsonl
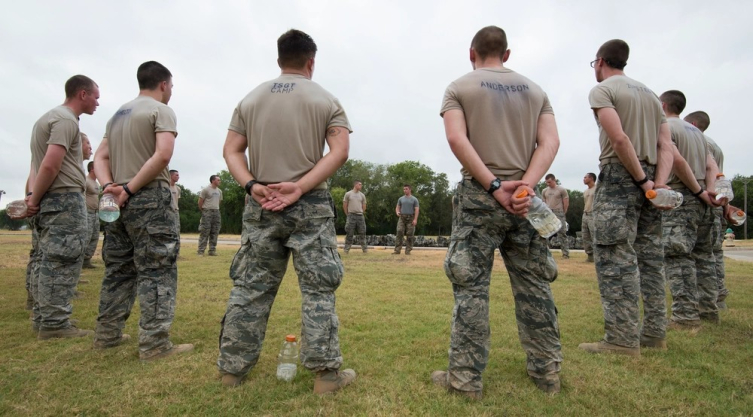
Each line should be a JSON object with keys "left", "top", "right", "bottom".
{"left": 662, "top": 224, "right": 693, "bottom": 256}
{"left": 593, "top": 202, "right": 629, "bottom": 246}
{"left": 45, "top": 226, "right": 84, "bottom": 263}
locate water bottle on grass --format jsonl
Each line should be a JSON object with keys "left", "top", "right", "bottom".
{"left": 276, "top": 334, "right": 298, "bottom": 382}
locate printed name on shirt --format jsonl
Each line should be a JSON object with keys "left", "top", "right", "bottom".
{"left": 684, "top": 125, "right": 701, "bottom": 133}
{"left": 271, "top": 83, "right": 296, "bottom": 94}
{"left": 626, "top": 84, "right": 654, "bottom": 94}
{"left": 480, "top": 81, "right": 530, "bottom": 93}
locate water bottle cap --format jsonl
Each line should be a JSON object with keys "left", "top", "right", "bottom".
{"left": 737, "top": 210, "right": 744, "bottom": 216}
{"left": 716, "top": 173, "right": 725, "bottom": 178}
{"left": 516, "top": 190, "right": 528, "bottom": 198}
{"left": 285, "top": 334, "right": 297, "bottom": 342}
{"left": 645, "top": 190, "right": 657, "bottom": 199}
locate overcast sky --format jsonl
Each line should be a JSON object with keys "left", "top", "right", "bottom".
{"left": 2, "top": 0, "right": 751, "bottom": 206}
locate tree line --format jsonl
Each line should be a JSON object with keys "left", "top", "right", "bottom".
{"left": 2, "top": 169, "right": 751, "bottom": 239}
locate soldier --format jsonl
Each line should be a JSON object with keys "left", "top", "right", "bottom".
{"left": 343, "top": 180, "right": 367, "bottom": 254}
{"left": 684, "top": 111, "right": 730, "bottom": 308}
{"left": 83, "top": 159, "right": 100, "bottom": 269}
{"left": 197, "top": 174, "right": 222, "bottom": 256}
{"left": 217, "top": 29, "right": 355, "bottom": 394}
{"left": 392, "top": 184, "right": 419, "bottom": 255}
{"left": 169, "top": 169, "right": 181, "bottom": 233}
{"left": 659, "top": 91, "right": 722, "bottom": 328}
{"left": 582, "top": 172, "right": 597, "bottom": 262}
{"left": 92, "top": 61, "right": 193, "bottom": 359}
{"left": 432, "top": 26, "right": 562, "bottom": 398}
{"left": 26, "top": 75, "right": 99, "bottom": 339}
{"left": 542, "top": 173, "right": 570, "bottom": 259}
{"left": 579, "top": 40, "right": 673, "bottom": 356}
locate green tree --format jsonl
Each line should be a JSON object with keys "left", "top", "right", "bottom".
{"left": 177, "top": 184, "right": 201, "bottom": 233}
{"left": 731, "top": 175, "right": 753, "bottom": 239}
{"left": 217, "top": 170, "right": 245, "bottom": 234}
{"left": 0, "top": 210, "right": 28, "bottom": 231}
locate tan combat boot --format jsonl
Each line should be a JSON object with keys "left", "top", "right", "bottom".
{"left": 639, "top": 335, "right": 667, "bottom": 350}
{"left": 313, "top": 369, "right": 357, "bottom": 395}
{"left": 38, "top": 326, "right": 94, "bottom": 340}
{"left": 140, "top": 343, "right": 194, "bottom": 362}
{"left": 220, "top": 373, "right": 245, "bottom": 388}
{"left": 531, "top": 374, "right": 561, "bottom": 394}
{"left": 578, "top": 340, "right": 640, "bottom": 357}
{"left": 431, "top": 370, "right": 482, "bottom": 400}
{"left": 93, "top": 334, "right": 131, "bottom": 349}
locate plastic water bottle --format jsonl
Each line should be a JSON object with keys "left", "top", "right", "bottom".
{"left": 517, "top": 190, "right": 562, "bottom": 238}
{"left": 714, "top": 174, "right": 734, "bottom": 202}
{"left": 645, "top": 189, "right": 683, "bottom": 209}
{"left": 730, "top": 209, "right": 747, "bottom": 226}
{"left": 5, "top": 200, "right": 28, "bottom": 219}
{"left": 276, "top": 334, "right": 298, "bottom": 382}
{"left": 98, "top": 193, "right": 120, "bottom": 222}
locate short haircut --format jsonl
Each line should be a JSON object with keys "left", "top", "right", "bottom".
{"left": 169, "top": 169, "right": 179, "bottom": 174}
{"left": 596, "top": 39, "right": 629, "bottom": 70}
{"left": 353, "top": 180, "right": 362, "bottom": 186}
{"left": 87, "top": 161, "right": 94, "bottom": 172}
{"left": 471, "top": 26, "right": 508, "bottom": 61}
{"left": 684, "top": 111, "right": 711, "bottom": 131}
{"left": 545, "top": 173, "right": 556, "bottom": 181}
{"left": 210, "top": 174, "right": 219, "bottom": 182}
{"left": 586, "top": 172, "right": 597, "bottom": 181}
{"left": 660, "top": 90, "right": 686, "bottom": 115}
{"left": 403, "top": 184, "right": 411, "bottom": 189}
{"left": 65, "top": 75, "right": 97, "bottom": 98}
{"left": 278, "top": 29, "right": 317, "bottom": 69}
{"left": 137, "top": 61, "right": 172, "bottom": 90}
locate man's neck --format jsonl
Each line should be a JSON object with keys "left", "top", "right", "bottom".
{"left": 62, "top": 100, "right": 83, "bottom": 117}
{"left": 475, "top": 58, "right": 505, "bottom": 70}
{"left": 588, "top": 183, "right": 595, "bottom": 189}
{"left": 666, "top": 113, "right": 680, "bottom": 119}
{"left": 88, "top": 172, "right": 96, "bottom": 179}
{"left": 139, "top": 89, "right": 163, "bottom": 103}
{"left": 170, "top": 181, "right": 176, "bottom": 186}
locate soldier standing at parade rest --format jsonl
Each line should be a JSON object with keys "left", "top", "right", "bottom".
{"left": 343, "top": 180, "right": 367, "bottom": 254}
{"left": 93, "top": 61, "right": 193, "bottom": 359}
{"left": 659, "top": 91, "right": 722, "bottom": 329}
{"left": 432, "top": 25, "right": 563, "bottom": 397}
{"left": 197, "top": 174, "right": 222, "bottom": 256}
{"left": 542, "top": 173, "right": 570, "bottom": 259}
{"left": 582, "top": 172, "right": 597, "bottom": 262}
{"left": 392, "top": 184, "right": 419, "bottom": 255}
{"left": 579, "top": 39, "right": 674, "bottom": 356}
{"left": 26, "top": 75, "right": 99, "bottom": 339}
{"left": 169, "top": 169, "right": 181, "bottom": 233}
{"left": 217, "top": 29, "right": 356, "bottom": 394}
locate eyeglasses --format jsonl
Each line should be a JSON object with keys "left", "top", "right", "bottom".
{"left": 590, "top": 58, "right": 601, "bottom": 68}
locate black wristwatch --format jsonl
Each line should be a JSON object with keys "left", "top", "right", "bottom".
{"left": 244, "top": 180, "right": 258, "bottom": 196}
{"left": 488, "top": 178, "right": 502, "bottom": 194}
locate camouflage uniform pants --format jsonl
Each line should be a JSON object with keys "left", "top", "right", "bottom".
{"left": 581, "top": 212, "right": 594, "bottom": 256}
{"left": 344, "top": 213, "right": 367, "bottom": 252}
{"left": 711, "top": 207, "right": 728, "bottom": 303}
{"left": 394, "top": 214, "right": 415, "bottom": 254}
{"left": 593, "top": 163, "right": 665, "bottom": 347}
{"left": 84, "top": 209, "right": 99, "bottom": 261}
{"left": 443, "top": 180, "right": 561, "bottom": 392}
{"left": 25, "top": 216, "right": 40, "bottom": 310}
{"left": 552, "top": 210, "right": 569, "bottom": 257}
{"left": 32, "top": 192, "right": 86, "bottom": 330}
{"left": 218, "top": 190, "right": 344, "bottom": 377}
{"left": 198, "top": 209, "right": 221, "bottom": 254}
{"left": 95, "top": 187, "right": 180, "bottom": 353}
{"left": 663, "top": 187, "right": 718, "bottom": 323}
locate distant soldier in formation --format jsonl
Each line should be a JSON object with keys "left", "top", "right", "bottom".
{"left": 542, "top": 173, "right": 570, "bottom": 259}
{"left": 582, "top": 172, "right": 597, "bottom": 262}
{"left": 393, "top": 184, "right": 419, "bottom": 255}
{"left": 93, "top": 61, "right": 193, "bottom": 359}
{"left": 27, "top": 75, "right": 99, "bottom": 339}
{"left": 217, "top": 29, "right": 355, "bottom": 394}
{"left": 343, "top": 180, "right": 367, "bottom": 254}
{"left": 433, "top": 25, "right": 563, "bottom": 398}
{"left": 197, "top": 174, "right": 222, "bottom": 256}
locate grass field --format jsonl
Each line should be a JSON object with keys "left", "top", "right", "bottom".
{"left": 1, "top": 233, "right": 752, "bottom": 416}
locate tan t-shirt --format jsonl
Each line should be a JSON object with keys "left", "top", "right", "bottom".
{"left": 200, "top": 186, "right": 222, "bottom": 210}
{"left": 583, "top": 186, "right": 595, "bottom": 213}
{"left": 705, "top": 135, "right": 723, "bottom": 172}
{"left": 85, "top": 176, "right": 99, "bottom": 210}
{"left": 440, "top": 68, "right": 554, "bottom": 180}
{"left": 542, "top": 185, "right": 568, "bottom": 212}
{"left": 343, "top": 190, "right": 366, "bottom": 214}
{"left": 105, "top": 96, "right": 178, "bottom": 184}
{"left": 228, "top": 74, "right": 352, "bottom": 190}
{"left": 170, "top": 184, "right": 181, "bottom": 210}
{"left": 666, "top": 117, "right": 709, "bottom": 187}
{"left": 30, "top": 105, "right": 85, "bottom": 192}
{"left": 589, "top": 75, "right": 666, "bottom": 165}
